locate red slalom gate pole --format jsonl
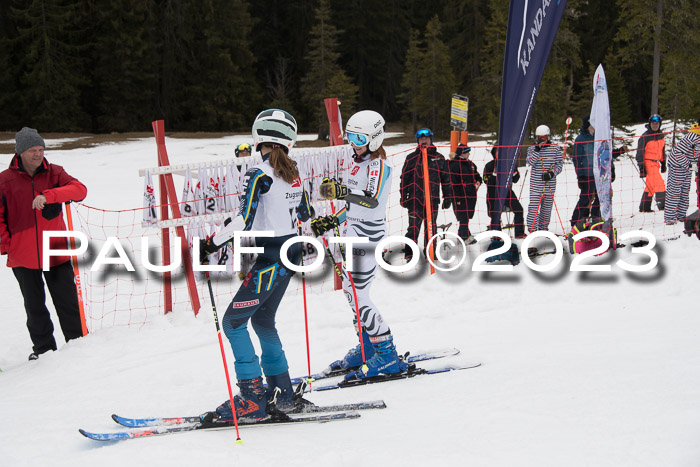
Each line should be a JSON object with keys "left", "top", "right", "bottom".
{"left": 562, "top": 116, "right": 573, "bottom": 160}
{"left": 319, "top": 234, "right": 366, "bottom": 363}
{"left": 327, "top": 202, "right": 366, "bottom": 362}
{"left": 297, "top": 223, "right": 313, "bottom": 386}
{"left": 204, "top": 271, "right": 242, "bottom": 443}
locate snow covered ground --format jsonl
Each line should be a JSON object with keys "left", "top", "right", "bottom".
{"left": 2, "top": 126, "right": 700, "bottom": 467}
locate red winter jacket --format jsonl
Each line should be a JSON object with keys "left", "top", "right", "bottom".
{"left": 0, "top": 155, "right": 87, "bottom": 269}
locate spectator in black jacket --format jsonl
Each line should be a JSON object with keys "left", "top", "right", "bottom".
{"left": 483, "top": 147, "right": 525, "bottom": 238}
{"left": 444, "top": 144, "right": 482, "bottom": 242}
{"left": 399, "top": 128, "right": 452, "bottom": 259}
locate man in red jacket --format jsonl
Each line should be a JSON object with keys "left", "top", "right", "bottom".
{"left": 0, "top": 127, "right": 88, "bottom": 361}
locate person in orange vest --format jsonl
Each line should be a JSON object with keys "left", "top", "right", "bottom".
{"left": 636, "top": 114, "right": 667, "bottom": 212}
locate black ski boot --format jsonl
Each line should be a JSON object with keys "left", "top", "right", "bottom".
{"left": 655, "top": 191, "right": 666, "bottom": 211}
{"left": 265, "top": 371, "right": 297, "bottom": 412}
{"left": 639, "top": 192, "right": 654, "bottom": 212}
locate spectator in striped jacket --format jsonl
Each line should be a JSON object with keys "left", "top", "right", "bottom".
{"left": 526, "top": 125, "right": 563, "bottom": 232}
{"left": 664, "top": 121, "right": 700, "bottom": 225}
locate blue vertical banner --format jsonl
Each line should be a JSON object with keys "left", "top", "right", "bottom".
{"left": 492, "top": 0, "right": 568, "bottom": 230}
{"left": 590, "top": 64, "right": 612, "bottom": 220}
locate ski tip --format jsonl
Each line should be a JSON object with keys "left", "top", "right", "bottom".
{"left": 79, "top": 428, "right": 126, "bottom": 441}
{"left": 111, "top": 413, "right": 140, "bottom": 428}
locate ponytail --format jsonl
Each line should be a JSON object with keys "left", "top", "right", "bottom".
{"left": 269, "top": 146, "right": 299, "bottom": 184}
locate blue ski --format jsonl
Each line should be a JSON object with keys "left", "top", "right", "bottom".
{"left": 112, "top": 399, "right": 386, "bottom": 428}
{"left": 313, "top": 362, "right": 482, "bottom": 391}
{"left": 290, "top": 347, "right": 460, "bottom": 385}
{"left": 81, "top": 412, "right": 360, "bottom": 441}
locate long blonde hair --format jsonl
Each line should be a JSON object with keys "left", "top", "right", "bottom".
{"left": 268, "top": 146, "right": 299, "bottom": 184}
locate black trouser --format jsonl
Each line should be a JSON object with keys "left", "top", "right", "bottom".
{"left": 571, "top": 178, "right": 601, "bottom": 225}
{"left": 12, "top": 261, "right": 84, "bottom": 354}
{"left": 406, "top": 208, "right": 438, "bottom": 249}
{"left": 453, "top": 199, "right": 473, "bottom": 239}
{"left": 487, "top": 188, "right": 525, "bottom": 236}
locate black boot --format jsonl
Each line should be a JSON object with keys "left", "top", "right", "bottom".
{"left": 639, "top": 192, "right": 654, "bottom": 212}
{"left": 265, "top": 371, "right": 295, "bottom": 411}
{"left": 655, "top": 191, "right": 666, "bottom": 211}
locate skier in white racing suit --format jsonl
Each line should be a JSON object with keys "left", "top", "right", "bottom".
{"left": 311, "top": 110, "right": 409, "bottom": 381}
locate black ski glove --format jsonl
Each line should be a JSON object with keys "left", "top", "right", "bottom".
{"left": 442, "top": 198, "right": 452, "bottom": 209}
{"left": 199, "top": 237, "right": 220, "bottom": 265}
{"left": 661, "top": 160, "right": 667, "bottom": 173}
{"left": 512, "top": 171, "right": 521, "bottom": 184}
{"left": 542, "top": 171, "right": 555, "bottom": 182}
{"left": 639, "top": 163, "right": 647, "bottom": 178}
{"left": 310, "top": 215, "right": 339, "bottom": 237}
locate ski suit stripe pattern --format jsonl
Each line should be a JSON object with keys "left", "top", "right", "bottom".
{"left": 342, "top": 221, "right": 389, "bottom": 337}
{"left": 242, "top": 169, "right": 270, "bottom": 226}
{"left": 526, "top": 143, "right": 563, "bottom": 231}
{"left": 665, "top": 130, "right": 700, "bottom": 223}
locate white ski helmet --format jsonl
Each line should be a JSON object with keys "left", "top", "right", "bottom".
{"left": 535, "top": 125, "right": 550, "bottom": 137}
{"left": 345, "top": 110, "right": 386, "bottom": 152}
{"left": 252, "top": 109, "right": 297, "bottom": 153}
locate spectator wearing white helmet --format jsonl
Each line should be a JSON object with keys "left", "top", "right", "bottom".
{"left": 526, "top": 124, "right": 563, "bottom": 232}
{"left": 311, "top": 110, "right": 409, "bottom": 382}
{"left": 198, "top": 109, "right": 315, "bottom": 421}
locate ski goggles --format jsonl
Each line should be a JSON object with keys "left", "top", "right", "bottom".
{"left": 237, "top": 143, "right": 251, "bottom": 152}
{"left": 346, "top": 132, "right": 369, "bottom": 147}
{"left": 415, "top": 128, "right": 433, "bottom": 138}
{"left": 650, "top": 115, "right": 662, "bottom": 123}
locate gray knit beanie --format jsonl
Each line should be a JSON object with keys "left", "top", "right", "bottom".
{"left": 15, "top": 127, "right": 45, "bottom": 155}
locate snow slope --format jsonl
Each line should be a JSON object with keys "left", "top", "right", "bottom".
{"left": 1, "top": 129, "right": 699, "bottom": 467}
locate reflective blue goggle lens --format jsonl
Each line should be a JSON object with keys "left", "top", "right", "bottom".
{"left": 650, "top": 116, "right": 661, "bottom": 123}
{"left": 347, "top": 132, "right": 368, "bottom": 146}
{"left": 416, "top": 128, "right": 433, "bottom": 138}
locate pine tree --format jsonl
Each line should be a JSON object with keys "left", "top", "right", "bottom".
{"left": 9, "top": 0, "right": 89, "bottom": 131}
{"left": 333, "top": 0, "right": 411, "bottom": 120}
{"left": 91, "top": 0, "right": 159, "bottom": 132}
{"left": 419, "top": 15, "right": 456, "bottom": 137}
{"left": 658, "top": 0, "right": 700, "bottom": 124}
{"left": 300, "top": 0, "right": 358, "bottom": 137}
{"left": 399, "top": 16, "right": 456, "bottom": 137}
{"left": 266, "top": 56, "right": 297, "bottom": 116}
{"left": 0, "top": 0, "right": 19, "bottom": 131}
{"left": 471, "top": 0, "right": 508, "bottom": 133}
{"left": 441, "top": 0, "right": 488, "bottom": 109}
{"left": 178, "top": 0, "right": 261, "bottom": 130}
{"left": 613, "top": 0, "right": 657, "bottom": 120}
{"left": 530, "top": 0, "right": 583, "bottom": 138}
{"left": 399, "top": 29, "right": 423, "bottom": 133}
{"left": 249, "top": 0, "right": 315, "bottom": 124}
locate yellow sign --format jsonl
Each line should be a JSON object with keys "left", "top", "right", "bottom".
{"left": 450, "top": 95, "right": 469, "bottom": 130}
